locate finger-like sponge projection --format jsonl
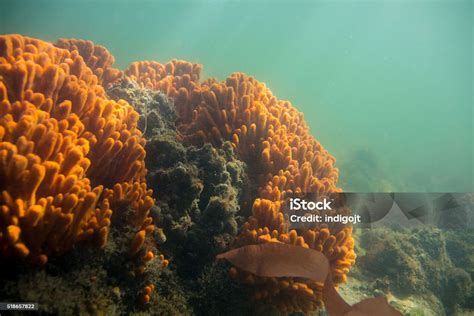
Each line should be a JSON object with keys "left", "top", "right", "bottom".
{"left": 0, "top": 34, "right": 154, "bottom": 265}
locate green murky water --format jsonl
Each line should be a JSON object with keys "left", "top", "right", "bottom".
{"left": 1, "top": 0, "right": 472, "bottom": 192}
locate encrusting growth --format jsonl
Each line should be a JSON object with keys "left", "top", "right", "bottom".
{"left": 0, "top": 35, "right": 154, "bottom": 266}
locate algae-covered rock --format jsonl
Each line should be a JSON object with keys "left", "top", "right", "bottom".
{"left": 190, "top": 262, "right": 254, "bottom": 316}
{"left": 358, "top": 228, "right": 424, "bottom": 295}
{"left": 107, "top": 79, "right": 252, "bottom": 313}
{"left": 445, "top": 229, "right": 474, "bottom": 310}
{"left": 148, "top": 138, "right": 248, "bottom": 278}
{"left": 441, "top": 268, "right": 472, "bottom": 314}
{"left": 108, "top": 79, "right": 176, "bottom": 138}
{"left": 356, "top": 226, "right": 474, "bottom": 315}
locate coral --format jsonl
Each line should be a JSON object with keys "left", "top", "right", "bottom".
{"left": 178, "top": 73, "right": 340, "bottom": 192}
{"left": 125, "top": 62, "right": 355, "bottom": 313}
{"left": 54, "top": 38, "right": 122, "bottom": 87}
{"left": 0, "top": 35, "right": 154, "bottom": 265}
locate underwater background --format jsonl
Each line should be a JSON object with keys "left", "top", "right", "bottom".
{"left": 1, "top": 0, "right": 472, "bottom": 192}
{"left": 1, "top": 1, "right": 473, "bottom": 316}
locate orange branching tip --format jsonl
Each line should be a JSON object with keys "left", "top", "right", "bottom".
{"left": 130, "top": 230, "right": 146, "bottom": 255}
{"left": 142, "top": 250, "right": 154, "bottom": 262}
{"left": 158, "top": 254, "right": 169, "bottom": 268}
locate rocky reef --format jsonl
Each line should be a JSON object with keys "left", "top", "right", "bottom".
{"left": 342, "top": 225, "right": 474, "bottom": 316}
{"left": 1, "top": 34, "right": 472, "bottom": 315}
